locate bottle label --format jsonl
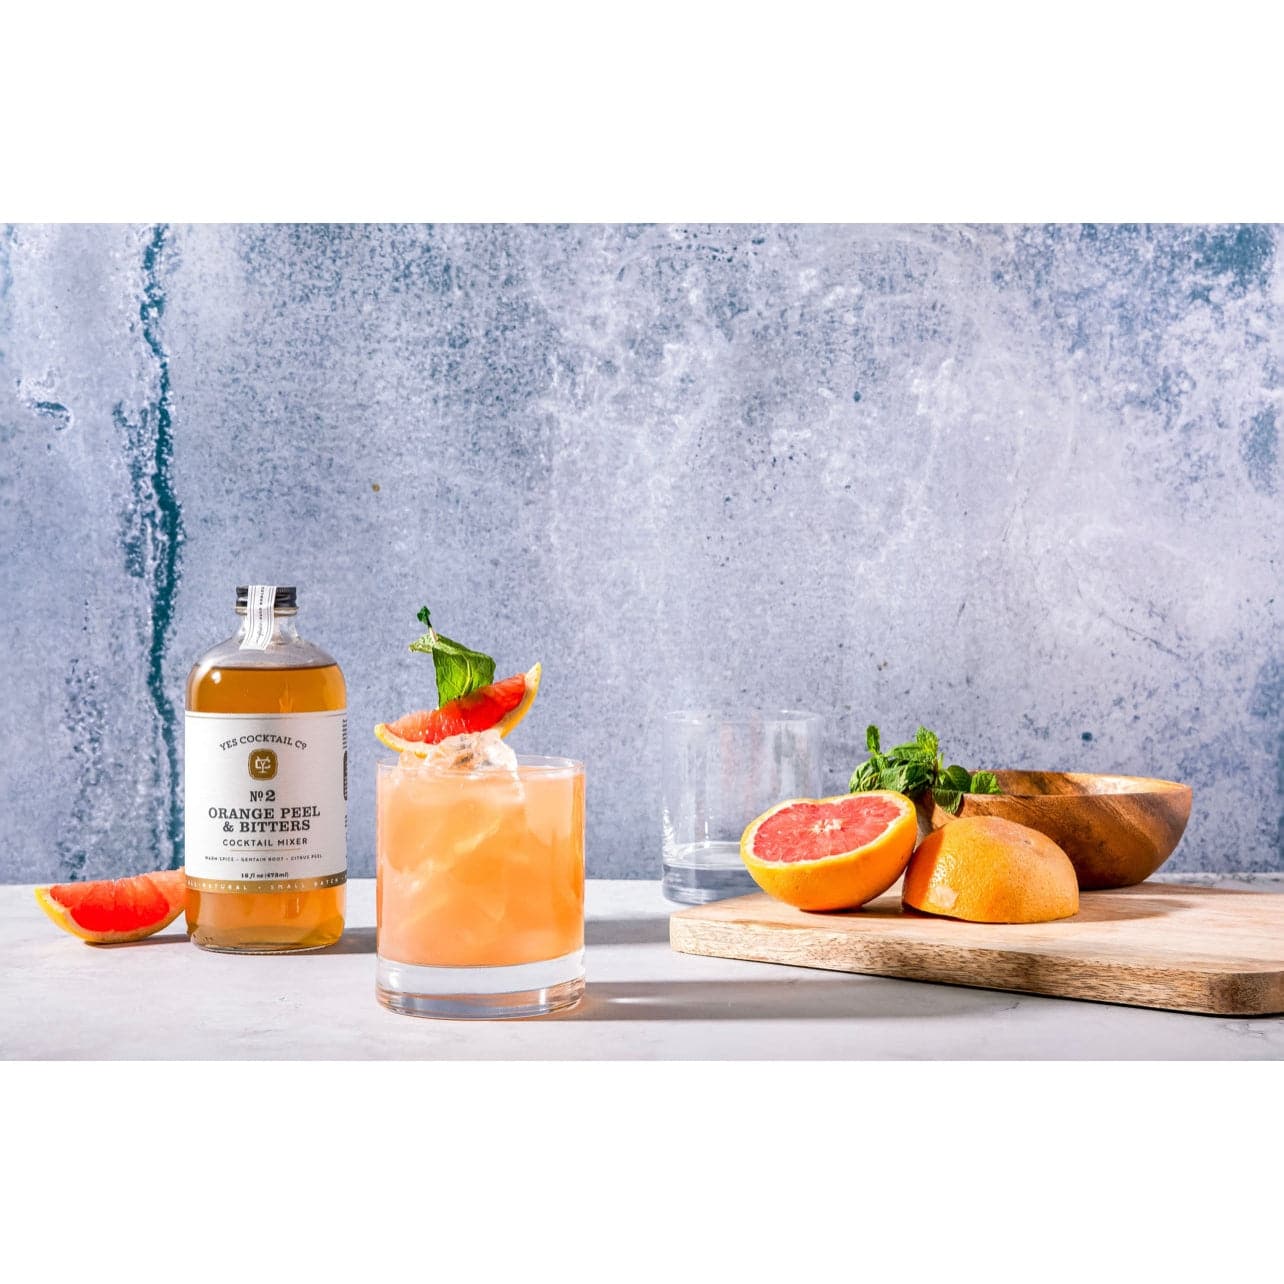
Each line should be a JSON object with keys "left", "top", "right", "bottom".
{"left": 240, "top": 584, "right": 276, "bottom": 651}
{"left": 184, "top": 710, "right": 348, "bottom": 892}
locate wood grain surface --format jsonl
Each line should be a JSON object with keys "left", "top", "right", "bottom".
{"left": 923, "top": 771, "right": 1192, "bottom": 890}
{"left": 669, "top": 883, "right": 1284, "bottom": 1015}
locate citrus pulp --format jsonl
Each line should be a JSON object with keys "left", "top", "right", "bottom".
{"left": 740, "top": 791, "right": 918, "bottom": 911}
{"left": 35, "top": 868, "right": 187, "bottom": 943}
{"left": 374, "top": 662, "right": 541, "bottom": 755}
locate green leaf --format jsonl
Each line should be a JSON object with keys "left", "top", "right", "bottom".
{"left": 900, "top": 759, "right": 935, "bottom": 796}
{"left": 851, "top": 757, "right": 933, "bottom": 800}
{"left": 409, "top": 607, "right": 496, "bottom": 707}
{"left": 850, "top": 722, "right": 1000, "bottom": 806}
{"left": 848, "top": 761, "right": 875, "bottom": 793}
{"left": 933, "top": 787, "right": 963, "bottom": 814}
{"left": 881, "top": 763, "right": 912, "bottom": 794}
{"left": 850, "top": 758, "right": 889, "bottom": 793}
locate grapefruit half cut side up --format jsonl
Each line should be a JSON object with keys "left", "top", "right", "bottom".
{"left": 374, "top": 663, "right": 541, "bottom": 755}
{"left": 34, "top": 868, "right": 187, "bottom": 944}
{"left": 740, "top": 791, "right": 918, "bottom": 911}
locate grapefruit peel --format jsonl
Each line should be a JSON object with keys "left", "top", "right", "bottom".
{"left": 903, "top": 816, "right": 1079, "bottom": 924}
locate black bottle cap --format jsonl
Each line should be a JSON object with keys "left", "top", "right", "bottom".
{"left": 235, "top": 586, "right": 297, "bottom": 608}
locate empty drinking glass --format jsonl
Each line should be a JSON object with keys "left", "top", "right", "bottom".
{"left": 661, "top": 710, "right": 824, "bottom": 904}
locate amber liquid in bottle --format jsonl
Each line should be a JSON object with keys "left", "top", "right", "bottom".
{"left": 185, "top": 593, "right": 346, "bottom": 952}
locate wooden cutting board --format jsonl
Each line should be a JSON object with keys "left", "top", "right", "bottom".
{"left": 669, "top": 883, "right": 1284, "bottom": 1016}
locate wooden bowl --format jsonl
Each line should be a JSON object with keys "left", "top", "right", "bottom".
{"left": 921, "top": 771, "right": 1192, "bottom": 890}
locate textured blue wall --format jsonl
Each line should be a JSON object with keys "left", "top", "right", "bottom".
{"left": 1, "top": 223, "right": 1280, "bottom": 881}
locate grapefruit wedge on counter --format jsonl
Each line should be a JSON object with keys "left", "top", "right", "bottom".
{"left": 740, "top": 791, "right": 918, "bottom": 911}
{"left": 35, "top": 868, "right": 187, "bottom": 943}
{"left": 375, "top": 662, "right": 541, "bottom": 755}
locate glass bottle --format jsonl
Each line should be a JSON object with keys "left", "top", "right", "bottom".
{"left": 184, "top": 585, "right": 347, "bottom": 952}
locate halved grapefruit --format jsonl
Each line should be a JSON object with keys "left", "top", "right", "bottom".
{"left": 375, "top": 662, "right": 541, "bottom": 755}
{"left": 903, "top": 816, "right": 1079, "bottom": 923}
{"left": 35, "top": 868, "right": 187, "bottom": 944}
{"left": 740, "top": 791, "right": 918, "bottom": 911}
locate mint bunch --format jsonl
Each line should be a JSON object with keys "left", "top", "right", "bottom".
{"left": 849, "top": 724, "right": 1000, "bottom": 815}
{"left": 409, "top": 606, "right": 495, "bottom": 706}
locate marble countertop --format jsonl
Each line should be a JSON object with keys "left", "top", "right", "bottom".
{"left": 3, "top": 878, "right": 1281, "bottom": 1060}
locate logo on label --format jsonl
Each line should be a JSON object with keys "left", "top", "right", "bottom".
{"left": 248, "top": 749, "right": 278, "bottom": 780}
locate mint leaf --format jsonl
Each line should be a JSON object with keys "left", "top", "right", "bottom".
{"left": 882, "top": 763, "right": 912, "bottom": 794}
{"left": 849, "top": 760, "right": 882, "bottom": 793}
{"left": 901, "top": 759, "right": 935, "bottom": 794}
{"left": 849, "top": 722, "right": 1002, "bottom": 806}
{"left": 933, "top": 787, "right": 963, "bottom": 814}
{"left": 409, "top": 607, "right": 496, "bottom": 707}
{"left": 428, "top": 638, "right": 495, "bottom": 705}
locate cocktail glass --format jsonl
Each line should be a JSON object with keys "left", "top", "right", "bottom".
{"left": 376, "top": 754, "right": 585, "bottom": 1018}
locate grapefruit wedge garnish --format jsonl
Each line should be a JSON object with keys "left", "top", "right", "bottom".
{"left": 34, "top": 868, "right": 187, "bottom": 944}
{"left": 740, "top": 791, "right": 918, "bottom": 912}
{"left": 375, "top": 662, "right": 541, "bottom": 755}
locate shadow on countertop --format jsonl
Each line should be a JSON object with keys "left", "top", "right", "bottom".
{"left": 324, "top": 919, "right": 673, "bottom": 954}
{"left": 325, "top": 927, "right": 377, "bottom": 954}
{"left": 585, "top": 916, "right": 671, "bottom": 946}
{"left": 558, "top": 977, "right": 1012, "bottom": 1022}
{"left": 87, "top": 929, "right": 191, "bottom": 949}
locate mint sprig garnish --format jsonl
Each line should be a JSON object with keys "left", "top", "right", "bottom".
{"left": 848, "top": 723, "right": 1001, "bottom": 814}
{"left": 409, "top": 606, "right": 495, "bottom": 707}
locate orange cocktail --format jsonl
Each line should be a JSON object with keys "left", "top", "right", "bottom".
{"left": 376, "top": 753, "right": 585, "bottom": 1018}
